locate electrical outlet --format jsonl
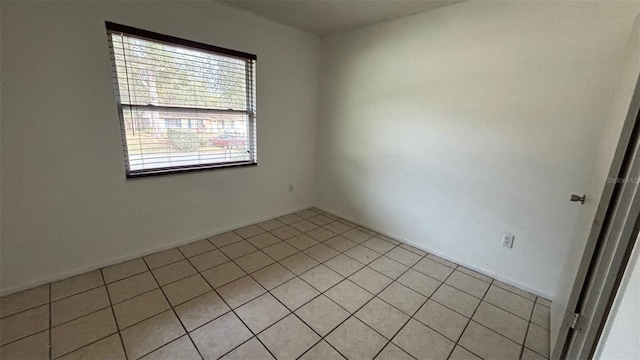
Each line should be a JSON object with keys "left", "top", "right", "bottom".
{"left": 502, "top": 233, "right": 515, "bottom": 248}
{"left": 288, "top": 184, "right": 294, "bottom": 192}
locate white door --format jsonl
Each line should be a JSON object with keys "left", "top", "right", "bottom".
{"left": 551, "top": 16, "right": 640, "bottom": 359}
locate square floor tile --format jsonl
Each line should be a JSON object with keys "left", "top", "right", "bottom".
{"left": 376, "top": 343, "right": 413, "bottom": 360}
{"left": 345, "top": 245, "right": 380, "bottom": 264}
{"left": 201, "top": 262, "right": 246, "bottom": 288}
{"left": 300, "top": 340, "right": 345, "bottom": 360}
{"left": 414, "top": 300, "right": 468, "bottom": 341}
{"left": 392, "top": 319, "right": 454, "bottom": 360}
{"left": 279, "top": 252, "right": 320, "bottom": 275}
{"left": 271, "top": 278, "right": 320, "bottom": 311}
{"left": 324, "top": 236, "right": 358, "bottom": 252}
{"left": 342, "top": 228, "right": 373, "bottom": 243}
{"left": 397, "top": 269, "right": 440, "bottom": 297}
{"left": 349, "top": 267, "right": 392, "bottom": 294}
{"left": 356, "top": 297, "right": 409, "bottom": 339}
{"left": 257, "top": 218, "right": 286, "bottom": 232}
{"left": 141, "top": 336, "right": 200, "bottom": 360}
{"left": 51, "top": 286, "right": 110, "bottom": 326}
{"left": 375, "top": 234, "right": 400, "bottom": 245}
{"left": 258, "top": 314, "right": 320, "bottom": 359}
{"left": 0, "top": 305, "right": 49, "bottom": 346}
{"left": 307, "top": 227, "right": 336, "bottom": 241}
{"left": 59, "top": 333, "right": 125, "bottom": 360}
{"left": 152, "top": 260, "right": 197, "bottom": 286}
{"left": 262, "top": 242, "right": 299, "bottom": 261}
{"left": 144, "top": 249, "right": 185, "bottom": 270}
{"left": 271, "top": 226, "right": 301, "bottom": 240}
{"left": 521, "top": 347, "right": 548, "bottom": 360}
{"left": 386, "top": 248, "right": 422, "bottom": 267}
{"left": 493, "top": 280, "right": 536, "bottom": 301}
{"left": 484, "top": 285, "right": 534, "bottom": 320}
{"left": 458, "top": 321, "right": 522, "bottom": 359}
{"left": 378, "top": 282, "right": 427, "bottom": 316}
{"left": 431, "top": 284, "right": 480, "bottom": 318}
{"left": 525, "top": 323, "right": 550, "bottom": 358}
{"left": 220, "top": 240, "right": 258, "bottom": 260}
{"left": 102, "top": 259, "right": 148, "bottom": 284}
{"left": 456, "top": 266, "right": 492, "bottom": 282}
{"left": 308, "top": 215, "right": 334, "bottom": 227}
{"left": 300, "top": 265, "right": 344, "bottom": 292}
{"left": 247, "top": 233, "right": 281, "bottom": 249}
{"left": 531, "top": 302, "right": 550, "bottom": 330}
{"left": 161, "top": 274, "right": 211, "bottom": 307}
{"left": 304, "top": 243, "right": 340, "bottom": 263}
{"left": 234, "top": 251, "right": 275, "bottom": 273}
{"left": 290, "top": 220, "right": 318, "bottom": 233}
{"left": 426, "top": 254, "right": 460, "bottom": 275}
{"left": 0, "top": 331, "right": 50, "bottom": 360}
{"left": 51, "top": 308, "right": 117, "bottom": 358}
{"left": 107, "top": 272, "right": 158, "bottom": 304}
{"left": 286, "top": 234, "right": 319, "bottom": 251}
{"left": 412, "top": 258, "right": 454, "bottom": 281}
{"left": 362, "top": 238, "right": 395, "bottom": 254}
{"left": 236, "top": 293, "right": 290, "bottom": 333}
{"left": 295, "top": 295, "right": 349, "bottom": 336}
{"left": 537, "top": 297, "right": 552, "bottom": 307}
{"left": 251, "top": 263, "right": 295, "bottom": 290}
{"left": 295, "top": 208, "right": 320, "bottom": 219}
{"left": 51, "top": 270, "right": 104, "bottom": 301}
{"left": 445, "top": 271, "right": 490, "bottom": 298}
{"left": 179, "top": 239, "right": 215, "bottom": 258}
{"left": 188, "top": 249, "right": 229, "bottom": 272}
{"left": 326, "top": 317, "right": 387, "bottom": 360}
{"left": 191, "top": 312, "right": 252, "bottom": 359}
{"left": 472, "top": 302, "right": 528, "bottom": 344}
{"left": 323, "top": 221, "right": 353, "bottom": 235}
{"left": 369, "top": 256, "right": 409, "bottom": 279}
{"left": 113, "top": 289, "right": 170, "bottom": 330}
{"left": 174, "top": 291, "right": 230, "bottom": 331}
{"left": 217, "top": 276, "right": 266, "bottom": 309}
{"left": 209, "top": 231, "right": 243, "bottom": 248}
{"left": 356, "top": 226, "right": 377, "bottom": 235}
{"left": 325, "top": 254, "right": 365, "bottom": 277}
{"left": 235, "top": 224, "right": 265, "bottom": 239}
{"left": 399, "top": 244, "right": 427, "bottom": 256}
{"left": 221, "top": 337, "right": 275, "bottom": 360}
{"left": 277, "top": 213, "right": 304, "bottom": 225}
{"left": 0, "top": 285, "right": 49, "bottom": 319}
{"left": 325, "top": 280, "right": 373, "bottom": 313}
{"left": 448, "top": 346, "right": 482, "bottom": 360}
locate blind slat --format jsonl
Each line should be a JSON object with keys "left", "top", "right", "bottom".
{"left": 107, "top": 23, "right": 257, "bottom": 177}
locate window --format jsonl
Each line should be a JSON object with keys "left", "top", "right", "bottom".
{"left": 106, "top": 22, "right": 257, "bottom": 178}
{"left": 164, "top": 119, "right": 182, "bottom": 128}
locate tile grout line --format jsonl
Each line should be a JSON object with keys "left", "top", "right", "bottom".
{"left": 447, "top": 275, "right": 495, "bottom": 360}
{"left": 49, "top": 283, "right": 52, "bottom": 360}
{"left": 99, "top": 269, "right": 130, "bottom": 360}
{"left": 519, "top": 299, "right": 539, "bottom": 360}
{"left": 1, "top": 210, "right": 551, "bottom": 360}
{"left": 142, "top": 255, "right": 206, "bottom": 360}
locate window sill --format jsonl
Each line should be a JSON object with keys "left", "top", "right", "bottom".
{"left": 125, "top": 161, "right": 257, "bottom": 179}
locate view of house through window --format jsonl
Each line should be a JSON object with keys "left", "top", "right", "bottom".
{"left": 106, "top": 22, "right": 257, "bottom": 177}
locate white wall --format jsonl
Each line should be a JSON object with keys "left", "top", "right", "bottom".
{"left": 314, "top": 1, "right": 640, "bottom": 297}
{"left": 0, "top": 1, "right": 319, "bottom": 294}
{"left": 551, "top": 14, "right": 640, "bottom": 352}
{"left": 595, "top": 239, "right": 640, "bottom": 360}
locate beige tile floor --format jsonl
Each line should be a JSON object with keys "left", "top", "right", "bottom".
{"left": 0, "top": 208, "right": 551, "bottom": 360}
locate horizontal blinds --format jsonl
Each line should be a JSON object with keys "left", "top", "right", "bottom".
{"left": 106, "top": 23, "right": 256, "bottom": 177}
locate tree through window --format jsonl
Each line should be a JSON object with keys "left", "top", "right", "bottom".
{"left": 106, "top": 22, "right": 257, "bottom": 178}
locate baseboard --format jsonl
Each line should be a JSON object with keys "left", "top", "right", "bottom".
{"left": 0, "top": 204, "right": 314, "bottom": 297}
{"left": 315, "top": 205, "right": 553, "bottom": 300}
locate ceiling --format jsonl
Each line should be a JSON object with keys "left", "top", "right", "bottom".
{"left": 220, "top": 0, "right": 465, "bottom": 36}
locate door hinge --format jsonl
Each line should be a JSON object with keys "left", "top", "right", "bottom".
{"left": 570, "top": 313, "right": 583, "bottom": 331}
